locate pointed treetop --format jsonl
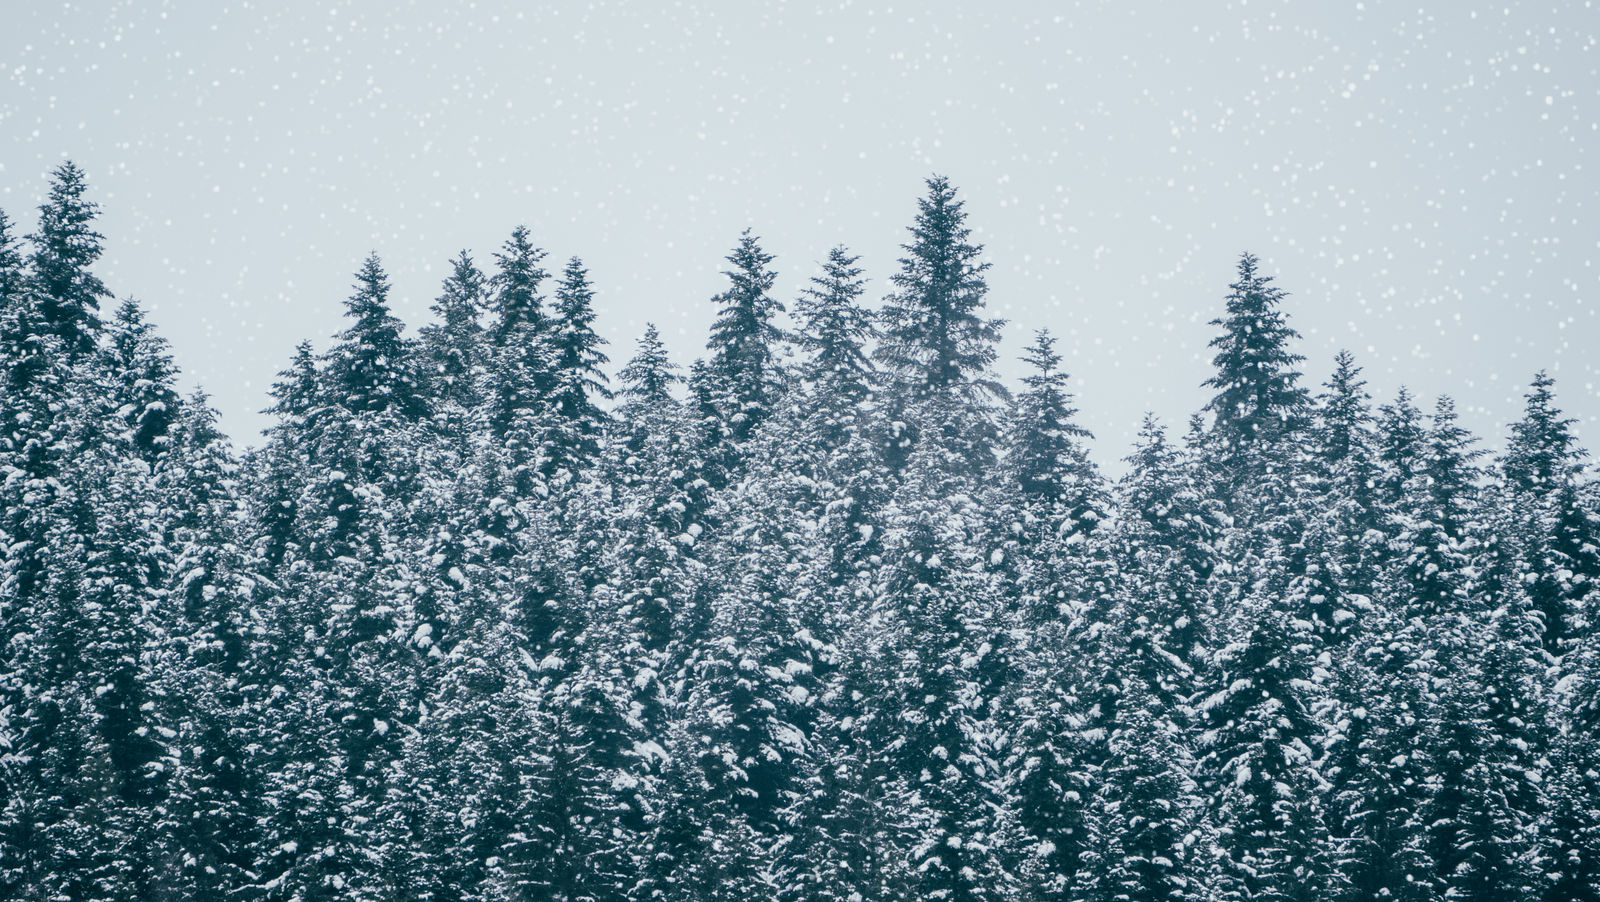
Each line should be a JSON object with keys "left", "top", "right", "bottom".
{"left": 1008, "top": 329, "right": 1098, "bottom": 509}
{"left": 794, "top": 244, "right": 874, "bottom": 396}
{"left": 1202, "top": 251, "right": 1309, "bottom": 458}
{"left": 327, "top": 253, "right": 426, "bottom": 419}
{"left": 620, "top": 322, "right": 679, "bottom": 407}
{"left": 490, "top": 224, "right": 549, "bottom": 342}
{"left": 1503, "top": 370, "right": 1585, "bottom": 493}
{"left": 29, "top": 160, "right": 110, "bottom": 354}
{"left": 430, "top": 249, "right": 488, "bottom": 333}
{"left": 874, "top": 175, "right": 1006, "bottom": 405}
{"left": 1422, "top": 394, "right": 1486, "bottom": 530}
{"left": 267, "top": 339, "right": 321, "bottom": 421}
{"left": 1316, "top": 349, "right": 1374, "bottom": 465}
{"left": 702, "top": 228, "right": 785, "bottom": 441}
{"left": 544, "top": 255, "right": 613, "bottom": 432}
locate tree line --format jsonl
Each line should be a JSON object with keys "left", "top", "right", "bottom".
{"left": 2, "top": 162, "right": 1597, "bottom": 901}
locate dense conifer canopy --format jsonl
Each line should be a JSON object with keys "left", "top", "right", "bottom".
{"left": 2, "top": 163, "right": 1595, "bottom": 902}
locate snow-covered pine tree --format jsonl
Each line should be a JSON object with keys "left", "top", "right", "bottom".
{"left": 990, "top": 329, "right": 1109, "bottom": 626}
{"left": 793, "top": 245, "right": 876, "bottom": 449}
{"left": 1377, "top": 386, "right": 1427, "bottom": 513}
{"left": 99, "top": 298, "right": 183, "bottom": 466}
{"left": 1071, "top": 686, "right": 1210, "bottom": 902}
{"left": 149, "top": 396, "right": 272, "bottom": 898}
{"left": 418, "top": 249, "right": 490, "bottom": 429}
{"left": 1114, "top": 414, "right": 1222, "bottom": 674}
{"left": 536, "top": 256, "right": 612, "bottom": 481}
{"left": 1499, "top": 372, "right": 1597, "bottom": 655}
{"left": 699, "top": 230, "right": 786, "bottom": 452}
{"left": 1197, "top": 600, "right": 1339, "bottom": 902}
{"left": 27, "top": 161, "right": 110, "bottom": 357}
{"left": 873, "top": 175, "right": 1008, "bottom": 475}
{"left": 859, "top": 437, "right": 1024, "bottom": 901}
{"left": 1201, "top": 252, "right": 1311, "bottom": 500}
{"left": 486, "top": 226, "right": 555, "bottom": 494}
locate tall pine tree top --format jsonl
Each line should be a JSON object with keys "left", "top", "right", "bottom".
{"left": 794, "top": 245, "right": 874, "bottom": 404}
{"left": 1202, "top": 252, "right": 1309, "bottom": 463}
{"left": 28, "top": 161, "right": 110, "bottom": 355}
{"left": 619, "top": 322, "right": 679, "bottom": 410}
{"left": 539, "top": 256, "right": 613, "bottom": 475}
{"left": 420, "top": 249, "right": 489, "bottom": 410}
{"left": 703, "top": 229, "right": 785, "bottom": 443}
{"left": 874, "top": 175, "right": 1006, "bottom": 406}
{"left": 101, "top": 298, "right": 183, "bottom": 462}
{"left": 325, "top": 253, "right": 427, "bottom": 420}
{"left": 1006, "top": 329, "right": 1096, "bottom": 507}
{"left": 490, "top": 225, "right": 549, "bottom": 344}
{"left": 1503, "top": 370, "right": 1585, "bottom": 494}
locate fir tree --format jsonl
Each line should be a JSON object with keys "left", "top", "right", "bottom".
{"left": 1202, "top": 252, "right": 1310, "bottom": 491}
{"left": 791, "top": 243, "right": 876, "bottom": 442}
{"left": 28, "top": 161, "right": 110, "bottom": 355}
{"left": 1003, "top": 329, "right": 1103, "bottom": 530}
{"left": 489, "top": 224, "right": 550, "bottom": 344}
{"left": 874, "top": 175, "right": 1007, "bottom": 473}
{"left": 701, "top": 229, "right": 785, "bottom": 448}
{"left": 99, "top": 298, "right": 184, "bottom": 464}
{"left": 1499, "top": 372, "right": 1596, "bottom": 655}
{"left": 325, "top": 253, "right": 428, "bottom": 421}
{"left": 418, "top": 249, "right": 489, "bottom": 418}
{"left": 538, "top": 256, "right": 612, "bottom": 479}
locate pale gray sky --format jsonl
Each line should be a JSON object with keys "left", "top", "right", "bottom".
{"left": 3, "top": 0, "right": 1596, "bottom": 462}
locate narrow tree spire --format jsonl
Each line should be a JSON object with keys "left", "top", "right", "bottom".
{"left": 874, "top": 175, "right": 1006, "bottom": 405}
{"left": 1202, "top": 252, "right": 1309, "bottom": 466}
{"left": 29, "top": 161, "right": 110, "bottom": 354}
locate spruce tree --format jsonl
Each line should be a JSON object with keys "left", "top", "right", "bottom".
{"left": 793, "top": 245, "right": 877, "bottom": 452}
{"left": 418, "top": 249, "right": 489, "bottom": 419}
{"left": 874, "top": 175, "right": 1007, "bottom": 472}
{"left": 28, "top": 161, "right": 110, "bottom": 355}
{"left": 538, "top": 256, "right": 612, "bottom": 479}
{"left": 1201, "top": 252, "right": 1310, "bottom": 491}
{"left": 489, "top": 224, "right": 550, "bottom": 344}
{"left": 1500, "top": 372, "right": 1596, "bottom": 655}
{"left": 324, "top": 253, "right": 427, "bottom": 421}
{"left": 701, "top": 229, "right": 785, "bottom": 448}
{"left": 99, "top": 298, "right": 184, "bottom": 464}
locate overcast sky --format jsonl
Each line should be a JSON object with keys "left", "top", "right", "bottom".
{"left": 3, "top": 0, "right": 1596, "bottom": 464}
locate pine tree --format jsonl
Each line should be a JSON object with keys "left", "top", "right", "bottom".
{"left": 1202, "top": 252, "right": 1310, "bottom": 492}
{"left": 1499, "top": 372, "right": 1596, "bottom": 655}
{"left": 489, "top": 224, "right": 550, "bottom": 345}
{"left": 1115, "top": 415, "right": 1221, "bottom": 672}
{"left": 1544, "top": 706, "right": 1600, "bottom": 902}
{"left": 538, "top": 256, "right": 612, "bottom": 479}
{"left": 418, "top": 249, "right": 489, "bottom": 419}
{"left": 792, "top": 245, "right": 877, "bottom": 456}
{"left": 701, "top": 229, "right": 785, "bottom": 449}
{"left": 325, "top": 253, "right": 428, "bottom": 421}
{"left": 1383, "top": 396, "right": 1486, "bottom": 622}
{"left": 1198, "top": 603, "right": 1338, "bottom": 902}
{"left": 1421, "top": 592, "right": 1548, "bottom": 902}
{"left": 1377, "top": 386, "right": 1427, "bottom": 512}
{"left": 874, "top": 175, "right": 1007, "bottom": 473}
{"left": 28, "top": 161, "right": 110, "bottom": 355}
{"left": 861, "top": 442, "right": 1023, "bottom": 901}
{"left": 1073, "top": 689, "right": 1209, "bottom": 902}
{"left": 1295, "top": 351, "right": 1387, "bottom": 640}
{"left": 99, "top": 298, "right": 184, "bottom": 464}
{"left": 1322, "top": 607, "right": 1439, "bottom": 901}
{"left": 1003, "top": 329, "right": 1104, "bottom": 533}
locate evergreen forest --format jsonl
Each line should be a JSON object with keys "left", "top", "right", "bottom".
{"left": 3, "top": 162, "right": 1599, "bottom": 902}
